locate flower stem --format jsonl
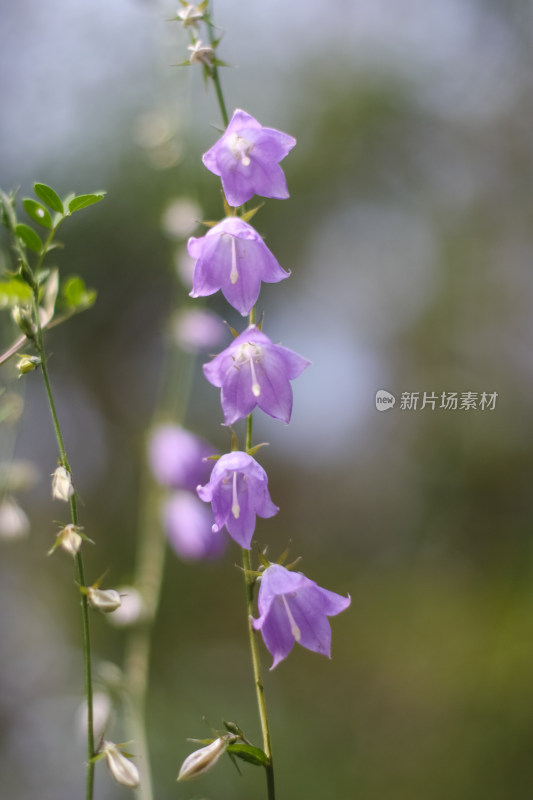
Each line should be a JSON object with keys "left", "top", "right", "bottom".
{"left": 206, "top": 1, "right": 229, "bottom": 128}
{"left": 33, "top": 292, "right": 95, "bottom": 800}
{"left": 243, "top": 351, "right": 275, "bottom": 800}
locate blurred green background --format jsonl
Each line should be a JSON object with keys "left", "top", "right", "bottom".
{"left": 2, "top": 0, "right": 533, "bottom": 798}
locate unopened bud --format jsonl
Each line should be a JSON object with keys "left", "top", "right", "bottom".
{"left": 177, "top": 737, "right": 228, "bottom": 781}
{"left": 0, "top": 495, "right": 30, "bottom": 540}
{"left": 52, "top": 465, "right": 74, "bottom": 502}
{"left": 188, "top": 40, "right": 215, "bottom": 67}
{"left": 87, "top": 587, "right": 122, "bottom": 613}
{"left": 102, "top": 741, "right": 140, "bottom": 788}
{"left": 12, "top": 306, "right": 35, "bottom": 339}
{"left": 107, "top": 586, "right": 144, "bottom": 627}
{"left": 178, "top": 3, "right": 204, "bottom": 28}
{"left": 16, "top": 354, "right": 41, "bottom": 375}
{"left": 50, "top": 523, "right": 83, "bottom": 556}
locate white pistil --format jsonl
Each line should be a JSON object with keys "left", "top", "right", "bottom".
{"left": 249, "top": 356, "right": 261, "bottom": 397}
{"left": 281, "top": 595, "right": 301, "bottom": 641}
{"left": 227, "top": 133, "right": 253, "bottom": 166}
{"left": 230, "top": 236, "right": 239, "bottom": 284}
{"left": 231, "top": 471, "right": 240, "bottom": 519}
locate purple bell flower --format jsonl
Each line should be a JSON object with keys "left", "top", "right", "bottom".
{"left": 202, "top": 109, "right": 296, "bottom": 207}
{"left": 196, "top": 451, "right": 279, "bottom": 549}
{"left": 203, "top": 325, "right": 310, "bottom": 425}
{"left": 162, "top": 491, "right": 226, "bottom": 561}
{"left": 148, "top": 425, "right": 215, "bottom": 492}
{"left": 253, "top": 564, "right": 351, "bottom": 669}
{"left": 188, "top": 216, "right": 290, "bottom": 316}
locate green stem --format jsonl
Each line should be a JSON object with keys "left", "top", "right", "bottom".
{"left": 206, "top": 2, "right": 229, "bottom": 127}
{"left": 33, "top": 290, "right": 95, "bottom": 800}
{"left": 242, "top": 333, "right": 275, "bottom": 800}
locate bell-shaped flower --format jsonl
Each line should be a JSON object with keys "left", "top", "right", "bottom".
{"left": 203, "top": 325, "right": 310, "bottom": 425}
{"left": 202, "top": 109, "right": 296, "bottom": 207}
{"left": 253, "top": 563, "right": 351, "bottom": 669}
{"left": 188, "top": 217, "right": 289, "bottom": 315}
{"left": 148, "top": 425, "right": 215, "bottom": 492}
{"left": 162, "top": 491, "right": 226, "bottom": 561}
{"left": 197, "top": 451, "right": 278, "bottom": 549}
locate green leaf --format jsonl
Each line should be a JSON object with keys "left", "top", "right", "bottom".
{"left": 68, "top": 192, "right": 106, "bottom": 213}
{"left": 0, "top": 189, "right": 17, "bottom": 232}
{"left": 0, "top": 278, "right": 33, "bottom": 306}
{"left": 226, "top": 744, "right": 269, "bottom": 767}
{"left": 34, "top": 183, "right": 64, "bottom": 214}
{"left": 22, "top": 198, "right": 53, "bottom": 229}
{"left": 61, "top": 275, "right": 97, "bottom": 310}
{"left": 15, "top": 223, "right": 42, "bottom": 254}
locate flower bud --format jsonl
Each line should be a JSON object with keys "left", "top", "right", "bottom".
{"left": 50, "top": 523, "right": 83, "bottom": 556}
{"left": 87, "top": 587, "right": 122, "bottom": 613}
{"left": 177, "top": 737, "right": 228, "bottom": 781}
{"left": 188, "top": 40, "right": 215, "bottom": 67}
{"left": 51, "top": 465, "right": 74, "bottom": 502}
{"left": 102, "top": 741, "right": 140, "bottom": 788}
{"left": 12, "top": 306, "right": 35, "bottom": 339}
{"left": 178, "top": 3, "right": 205, "bottom": 28}
{"left": 16, "top": 354, "right": 41, "bottom": 375}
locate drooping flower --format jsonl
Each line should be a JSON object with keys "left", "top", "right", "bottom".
{"left": 253, "top": 563, "right": 351, "bottom": 669}
{"left": 177, "top": 737, "right": 228, "bottom": 781}
{"left": 203, "top": 325, "right": 310, "bottom": 425}
{"left": 162, "top": 491, "right": 226, "bottom": 561}
{"left": 102, "top": 741, "right": 140, "bottom": 788}
{"left": 51, "top": 465, "right": 74, "bottom": 502}
{"left": 188, "top": 216, "right": 289, "bottom": 315}
{"left": 202, "top": 109, "right": 296, "bottom": 207}
{"left": 148, "top": 425, "right": 215, "bottom": 492}
{"left": 197, "top": 451, "right": 278, "bottom": 549}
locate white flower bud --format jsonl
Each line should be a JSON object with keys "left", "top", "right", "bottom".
{"left": 51, "top": 523, "right": 82, "bottom": 556}
{"left": 102, "top": 741, "right": 140, "bottom": 788}
{"left": 0, "top": 495, "right": 30, "bottom": 540}
{"left": 87, "top": 587, "right": 122, "bottom": 613}
{"left": 177, "top": 737, "right": 228, "bottom": 781}
{"left": 188, "top": 40, "right": 215, "bottom": 67}
{"left": 178, "top": 3, "right": 204, "bottom": 28}
{"left": 52, "top": 466, "right": 74, "bottom": 502}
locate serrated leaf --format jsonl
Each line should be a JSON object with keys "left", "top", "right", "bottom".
{"left": 68, "top": 192, "right": 106, "bottom": 213}
{"left": 22, "top": 198, "right": 53, "bottom": 229}
{"left": 226, "top": 744, "right": 269, "bottom": 767}
{"left": 62, "top": 275, "right": 97, "bottom": 310}
{"left": 15, "top": 223, "right": 42, "bottom": 254}
{"left": 34, "top": 183, "right": 64, "bottom": 214}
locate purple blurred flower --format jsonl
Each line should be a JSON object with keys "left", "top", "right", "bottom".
{"left": 188, "top": 217, "right": 289, "bottom": 316}
{"left": 253, "top": 564, "right": 351, "bottom": 669}
{"left": 148, "top": 425, "right": 215, "bottom": 492}
{"left": 163, "top": 491, "right": 226, "bottom": 561}
{"left": 203, "top": 325, "right": 310, "bottom": 425}
{"left": 202, "top": 109, "right": 296, "bottom": 207}
{"left": 197, "top": 451, "right": 278, "bottom": 549}
{"left": 172, "top": 308, "right": 226, "bottom": 353}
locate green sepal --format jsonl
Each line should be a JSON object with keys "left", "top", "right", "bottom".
{"left": 61, "top": 275, "right": 97, "bottom": 311}
{"left": 246, "top": 442, "right": 269, "bottom": 458}
{"left": 240, "top": 203, "right": 264, "bottom": 223}
{"left": 227, "top": 324, "right": 239, "bottom": 338}
{"left": 226, "top": 743, "right": 269, "bottom": 767}
{"left": 22, "top": 198, "right": 53, "bottom": 229}
{"left": 173, "top": 60, "right": 193, "bottom": 67}
{"left": 223, "top": 196, "right": 237, "bottom": 217}
{"left": 223, "top": 720, "right": 245, "bottom": 738}
{"left": 230, "top": 428, "right": 239, "bottom": 452}
{"left": 205, "top": 453, "right": 221, "bottom": 461}
{"left": 0, "top": 278, "right": 32, "bottom": 305}
{"left": 15, "top": 223, "right": 42, "bottom": 254}
{"left": 68, "top": 192, "right": 106, "bottom": 213}
{"left": 34, "top": 183, "right": 64, "bottom": 214}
